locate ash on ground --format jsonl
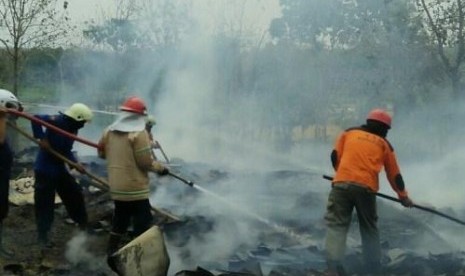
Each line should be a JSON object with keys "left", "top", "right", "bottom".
{"left": 1, "top": 151, "right": 464, "bottom": 275}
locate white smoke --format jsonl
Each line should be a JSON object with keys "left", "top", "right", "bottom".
{"left": 65, "top": 232, "right": 106, "bottom": 271}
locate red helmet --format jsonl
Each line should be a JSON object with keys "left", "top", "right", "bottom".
{"left": 367, "top": 108, "right": 391, "bottom": 128}
{"left": 120, "top": 96, "right": 147, "bottom": 115}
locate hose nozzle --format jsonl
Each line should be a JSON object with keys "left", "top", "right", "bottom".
{"left": 169, "top": 172, "right": 194, "bottom": 187}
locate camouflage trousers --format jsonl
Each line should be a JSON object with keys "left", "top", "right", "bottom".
{"left": 324, "top": 183, "right": 381, "bottom": 272}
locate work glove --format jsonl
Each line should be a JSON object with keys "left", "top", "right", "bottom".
{"left": 39, "top": 139, "right": 50, "bottom": 150}
{"left": 400, "top": 196, "right": 413, "bottom": 208}
{"left": 151, "top": 140, "right": 160, "bottom": 149}
{"left": 159, "top": 166, "right": 170, "bottom": 176}
{"left": 70, "top": 163, "right": 86, "bottom": 174}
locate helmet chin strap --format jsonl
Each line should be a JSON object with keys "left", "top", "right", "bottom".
{"left": 0, "top": 89, "right": 22, "bottom": 111}
{"left": 63, "top": 114, "right": 86, "bottom": 130}
{"left": 75, "top": 120, "right": 86, "bottom": 130}
{"left": 7, "top": 109, "right": 99, "bottom": 148}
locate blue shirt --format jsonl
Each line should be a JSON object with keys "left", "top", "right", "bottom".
{"left": 31, "top": 114, "right": 78, "bottom": 175}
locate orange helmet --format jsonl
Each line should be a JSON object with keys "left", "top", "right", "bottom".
{"left": 367, "top": 108, "right": 391, "bottom": 128}
{"left": 120, "top": 96, "right": 147, "bottom": 115}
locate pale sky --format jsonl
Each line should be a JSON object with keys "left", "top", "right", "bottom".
{"left": 65, "top": 0, "right": 116, "bottom": 23}
{"left": 65, "top": 0, "right": 281, "bottom": 30}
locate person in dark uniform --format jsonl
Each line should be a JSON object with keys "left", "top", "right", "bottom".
{"left": 0, "top": 88, "right": 23, "bottom": 257}
{"left": 31, "top": 103, "right": 93, "bottom": 248}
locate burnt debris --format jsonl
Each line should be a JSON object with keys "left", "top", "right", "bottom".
{"left": 1, "top": 152, "right": 464, "bottom": 275}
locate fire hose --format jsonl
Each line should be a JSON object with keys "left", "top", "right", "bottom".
{"left": 8, "top": 122, "right": 181, "bottom": 222}
{"left": 7, "top": 109, "right": 100, "bottom": 148}
{"left": 8, "top": 108, "right": 194, "bottom": 188}
{"left": 149, "top": 145, "right": 194, "bottom": 186}
{"left": 8, "top": 122, "right": 107, "bottom": 189}
{"left": 323, "top": 175, "right": 465, "bottom": 226}
{"left": 168, "top": 171, "right": 194, "bottom": 186}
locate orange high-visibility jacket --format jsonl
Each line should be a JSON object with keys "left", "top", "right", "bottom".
{"left": 332, "top": 127, "right": 408, "bottom": 198}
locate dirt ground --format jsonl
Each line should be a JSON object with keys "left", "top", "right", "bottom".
{"left": 3, "top": 158, "right": 465, "bottom": 276}
{"left": 0, "top": 190, "right": 119, "bottom": 276}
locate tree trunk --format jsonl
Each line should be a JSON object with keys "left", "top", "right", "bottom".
{"left": 451, "top": 72, "right": 461, "bottom": 100}
{"left": 10, "top": 46, "right": 21, "bottom": 152}
{"left": 12, "top": 46, "right": 20, "bottom": 97}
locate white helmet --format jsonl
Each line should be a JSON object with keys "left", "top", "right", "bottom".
{"left": 64, "top": 103, "right": 93, "bottom": 122}
{"left": 0, "top": 89, "right": 22, "bottom": 110}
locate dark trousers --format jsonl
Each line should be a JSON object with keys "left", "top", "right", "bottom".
{"left": 0, "top": 142, "right": 12, "bottom": 222}
{"left": 0, "top": 175, "right": 9, "bottom": 222}
{"left": 34, "top": 171, "right": 88, "bottom": 240}
{"left": 111, "top": 199, "right": 153, "bottom": 237}
{"left": 324, "top": 183, "right": 381, "bottom": 272}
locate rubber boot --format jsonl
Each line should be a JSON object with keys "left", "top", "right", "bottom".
{"left": 37, "top": 230, "right": 54, "bottom": 250}
{"left": 365, "top": 261, "right": 382, "bottom": 276}
{"left": 0, "top": 223, "right": 14, "bottom": 258}
{"left": 325, "top": 260, "right": 347, "bottom": 276}
{"left": 78, "top": 221, "right": 92, "bottom": 235}
{"left": 106, "top": 233, "right": 122, "bottom": 274}
{"left": 336, "top": 265, "right": 347, "bottom": 276}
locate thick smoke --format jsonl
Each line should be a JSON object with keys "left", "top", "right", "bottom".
{"left": 47, "top": 0, "right": 465, "bottom": 273}
{"left": 65, "top": 232, "right": 106, "bottom": 271}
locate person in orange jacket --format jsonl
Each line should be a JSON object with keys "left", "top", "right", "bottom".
{"left": 324, "top": 108, "right": 414, "bottom": 276}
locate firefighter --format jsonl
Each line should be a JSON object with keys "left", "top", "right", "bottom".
{"left": 31, "top": 103, "right": 93, "bottom": 248}
{"left": 0, "top": 89, "right": 22, "bottom": 257}
{"left": 324, "top": 108, "right": 414, "bottom": 275}
{"left": 97, "top": 96, "right": 169, "bottom": 271}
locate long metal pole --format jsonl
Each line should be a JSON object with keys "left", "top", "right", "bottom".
{"left": 323, "top": 175, "right": 465, "bottom": 226}
{"left": 7, "top": 109, "right": 99, "bottom": 148}
{"left": 9, "top": 123, "right": 181, "bottom": 222}
{"left": 9, "top": 122, "right": 107, "bottom": 190}
{"left": 157, "top": 144, "right": 170, "bottom": 164}
{"left": 11, "top": 108, "right": 191, "bottom": 190}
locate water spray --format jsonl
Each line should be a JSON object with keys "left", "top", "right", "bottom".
{"left": 172, "top": 172, "right": 317, "bottom": 245}
{"left": 9, "top": 108, "right": 320, "bottom": 242}
{"left": 165, "top": 167, "right": 317, "bottom": 243}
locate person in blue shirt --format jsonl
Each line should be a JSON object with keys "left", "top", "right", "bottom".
{"left": 0, "top": 89, "right": 23, "bottom": 257}
{"left": 31, "top": 103, "right": 93, "bottom": 248}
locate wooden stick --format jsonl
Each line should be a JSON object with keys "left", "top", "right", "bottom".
{"left": 322, "top": 174, "right": 465, "bottom": 226}
{"left": 9, "top": 122, "right": 181, "bottom": 222}
{"left": 9, "top": 122, "right": 108, "bottom": 190}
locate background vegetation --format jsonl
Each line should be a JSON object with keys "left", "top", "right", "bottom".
{"left": 1, "top": 0, "right": 464, "bottom": 158}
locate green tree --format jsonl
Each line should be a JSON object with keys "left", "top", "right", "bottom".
{"left": 83, "top": 18, "right": 140, "bottom": 52}
{"left": 83, "top": 0, "right": 192, "bottom": 52}
{"left": 81, "top": 0, "right": 193, "bottom": 109}
{"left": 266, "top": 0, "right": 437, "bottom": 144}
{"left": 0, "top": 0, "right": 70, "bottom": 96}
{"left": 417, "top": 0, "right": 465, "bottom": 99}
